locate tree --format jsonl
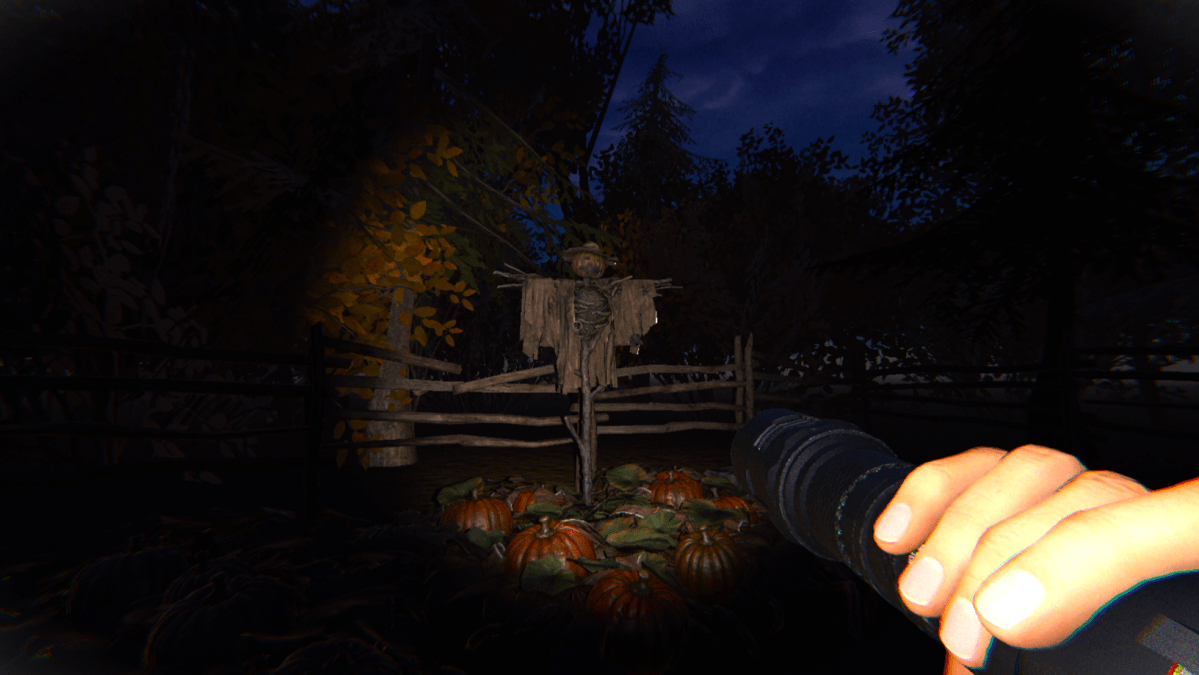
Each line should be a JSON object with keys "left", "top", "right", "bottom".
{"left": 814, "top": 0, "right": 1199, "bottom": 456}
{"left": 634, "top": 123, "right": 967, "bottom": 399}
{"left": 430, "top": 0, "right": 677, "bottom": 277}
{"left": 539, "top": 0, "right": 677, "bottom": 234}
{"left": 0, "top": 0, "right": 336, "bottom": 472}
{"left": 591, "top": 47, "right": 728, "bottom": 225}
{"left": 0, "top": 0, "right": 658, "bottom": 471}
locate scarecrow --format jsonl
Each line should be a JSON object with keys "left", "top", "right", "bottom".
{"left": 493, "top": 242, "right": 681, "bottom": 505}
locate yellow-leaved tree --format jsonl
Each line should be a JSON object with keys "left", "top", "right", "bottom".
{"left": 303, "top": 123, "right": 475, "bottom": 470}
{"left": 304, "top": 87, "right": 624, "bottom": 470}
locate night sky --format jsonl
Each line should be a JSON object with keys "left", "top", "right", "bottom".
{"left": 296, "top": 0, "right": 919, "bottom": 267}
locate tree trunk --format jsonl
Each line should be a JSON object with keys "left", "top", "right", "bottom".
{"left": 367, "top": 284, "right": 418, "bottom": 467}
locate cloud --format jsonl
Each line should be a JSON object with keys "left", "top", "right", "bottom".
{"left": 675, "top": 76, "right": 716, "bottom": 101}
{"left": 864, "top": 72, "right": 912, "bottom": 99}
{"left": 819, "top": 0, "right": 905, "bottom": 50}
{"left": 700, "top": 76, "right": 745, "bottom": 110}
{"left": 747, "top": 53, "right": 771, "bottom": 74}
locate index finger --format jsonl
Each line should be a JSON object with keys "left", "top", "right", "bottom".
{"left": 873, "top": 446, "right": 1010, "bottom": 554}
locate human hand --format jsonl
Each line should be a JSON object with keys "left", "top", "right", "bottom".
{"left": 870, "top": 444, "right": 1199, "bottom": 671}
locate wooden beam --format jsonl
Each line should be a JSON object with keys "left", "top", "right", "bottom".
{"left": 452, "top": 364, "right": 556, "bottom": 394}
{"left": 323, "top": 336, "right": 462, "bottom": 374}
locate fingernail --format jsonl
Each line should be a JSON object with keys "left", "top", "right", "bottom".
{"left": 875, "top": 502, "right": 912, "bottom": 543}
{"left": 976, "top": 569, "right": 1045, "bottom": 630}
{"left": 899, "top": 556, "right": 943, "bottom": 606}
{"left": 942, "top": 597, "right": 985, "bottom": 662}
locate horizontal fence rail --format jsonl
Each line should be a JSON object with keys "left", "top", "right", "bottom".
{"left": 323, "top": 335, "right": 461, "bottom": 374}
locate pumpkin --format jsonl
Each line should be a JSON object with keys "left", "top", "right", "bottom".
{"left": 673, "top": 525, "right": 744, "bottom": 605}
{"left": 511, "top": 485, "right": 568, "bottom": 513}
{"left": 67, "top": 535, "right": 191, "bottom": 625}
{"left": 709, "top": 486, "right": 759, "bottom": 527}
{"left": 272, "top": 637, "right": 399, "bottom": 675}
{"left": 585, "top": 568, "right": 690, "bottom": 675}
{"left": 648, "top": 468, "right": 704, "bottom": 508}
{"left": 505, "top": 515, "right": 596, "bottom": 578}
{"left": 143, "top": 571, "right": 297, "bottom": 673}
{"left": 439, "top": 488, "right": 513, "bottom": 536}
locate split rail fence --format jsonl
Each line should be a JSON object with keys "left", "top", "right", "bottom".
{"left": 5, "top": 326, "right": 1195, "bottom": 520}
{"left": 0, "top": 327, "right": 764, "bottom": 517}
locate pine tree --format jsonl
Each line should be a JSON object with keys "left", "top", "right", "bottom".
{"left": 591, "top": 46, "right": 727, "bottom": 225}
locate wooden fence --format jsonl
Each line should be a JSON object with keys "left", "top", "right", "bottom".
{"left": 6, "top": 325, "right": 1194, "bottom": 519}
{"left": 316, "top": 334, "right": 760, "bottom": 495}
{"left": 733, "top": 336, "right": 1199, "bottom": 448}
{"left": 0, "top": 326, "right": 761, "bottom": 515}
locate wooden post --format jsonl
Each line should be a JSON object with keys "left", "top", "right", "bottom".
{"left": 304, "top": 323, "right": 326, "bottom": 521}
{"left": 574, "top": 425, "right": 581, "bottom": 494}
{"left": 589, "top": 388, "right": 598, "bottom": 476}
{"left": 734, "top": 335, "right": 744, "bottom": 425}
{"left": 744, "top": 333, "right": 754, "bottom": 421}
{"left": 578, "top": 335, "right": 598, "bottom": 506}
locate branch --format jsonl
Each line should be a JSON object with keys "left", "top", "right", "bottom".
{"left": 416, "top": 178, "right": 541, "bottom": 269}
{"left": 563, "top": 415, "right": 584, "bottom": 446}
{"left": 434, "top": 68, "right": 600, "bottom": 206}
{"left": 448, "top": 156, "right": 553, "bottom": 221}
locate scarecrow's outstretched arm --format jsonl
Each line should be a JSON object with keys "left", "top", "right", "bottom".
{"left": 492, "top": 262, "right": 542, "bottom": 288}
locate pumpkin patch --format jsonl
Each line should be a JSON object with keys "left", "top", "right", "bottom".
{"left": 0, "top": 461, "right": 878, "bottom": 675}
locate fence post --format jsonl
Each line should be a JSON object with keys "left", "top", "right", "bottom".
{"left": 734, "top": 335, "right": 744, "bottom": 425}
{"left": 304, "top": 323, "right": 326, "bottom": 521}
{"left": 744, "top": 333, "right": 754, "bottom": 420}
{"left": 861, "top": 355, "right": 872, "bottom": 432}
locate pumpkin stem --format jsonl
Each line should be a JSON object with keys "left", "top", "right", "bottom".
{"left": 538, "top": 515, "right": 552, "bottom": 536}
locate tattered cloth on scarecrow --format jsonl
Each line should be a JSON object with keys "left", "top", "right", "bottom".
{"left": 519, "top": 276, "right": 661, "bottom": 394}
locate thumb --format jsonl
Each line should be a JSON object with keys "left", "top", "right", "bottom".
{"left": 973, "top": 476, "right": 1199, "bottom": 650}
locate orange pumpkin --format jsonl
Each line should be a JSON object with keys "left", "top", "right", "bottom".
{"left": 709, "top": 486, "right": 759, "bottom": 527}
{"left": 649, "top": 468, "right": 704, "bottom": 507}
{"left": 505, "top": 515, "right": 595, "bottom": 578}
{"left": 511, "top": 485, "right": 567, "bottom": 513}
{"left": 439, "top": 488, "right": 513, "bottom": 536}
{"left": 586, "top": 568, "right": 690, "bottom": 675}
{"left": 673, "top": 524, "right": 744, "bottom": 605}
